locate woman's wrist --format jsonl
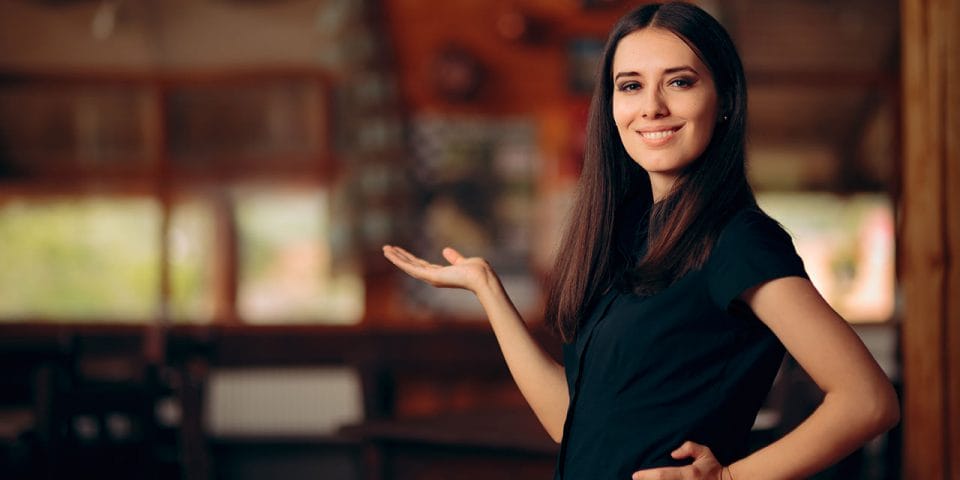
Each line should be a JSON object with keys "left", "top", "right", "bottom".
{"left": 724, "top": 462, "right": 740, "bottom": 480}
{"left": 472, "top": 265, "right": 503, "bottom": 301}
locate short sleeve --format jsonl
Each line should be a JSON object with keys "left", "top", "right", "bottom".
{"left": 706, "top": 209, "right": 808, "bottom": 310}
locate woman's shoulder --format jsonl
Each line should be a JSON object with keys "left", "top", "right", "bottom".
{"left": 716, "top": 207, "right": 793, "bottom": 250}
{"left": 706, "top": 205, "right": 804, "bottom": 282}
{"left": 705, "top": 206, "right": 807, "bottom": 309}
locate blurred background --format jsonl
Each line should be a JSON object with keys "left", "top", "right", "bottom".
{"left": 0, "top": 0, "right": 953, "bottom": 479}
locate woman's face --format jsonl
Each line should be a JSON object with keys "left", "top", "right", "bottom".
{"left": 611, "top": 27, "right": 719, "bottom": 200}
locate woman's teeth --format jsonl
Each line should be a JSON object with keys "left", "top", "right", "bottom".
{"left": 640, "top": 129, "right": 677, "bottom": 139}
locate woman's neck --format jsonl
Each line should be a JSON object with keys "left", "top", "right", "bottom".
{"left": 648, "top": 173, "right": 678, "bottom": 202}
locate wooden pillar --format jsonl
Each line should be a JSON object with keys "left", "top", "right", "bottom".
{"left": 900, "top": 0, "right": 960, "bottom": 479}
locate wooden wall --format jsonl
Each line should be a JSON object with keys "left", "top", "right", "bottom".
{"left": 900, "top": 0, "right": 960, "bottom": 478}
{"left": 381, "top": 0, "right": 628, "bottom": 114}
{"left": 380, "top": 0, "right": 633, "bottom": 191}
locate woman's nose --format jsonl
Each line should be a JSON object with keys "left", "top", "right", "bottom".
{"left": 640, "top": 89, "right": 669, "bottom": 119}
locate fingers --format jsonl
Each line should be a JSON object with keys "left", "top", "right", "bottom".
{"left": 671, "top": 441, "right": 706, "bottom": 459}
{"left": 381, "top": 245, "right": 408, "bottom": 267}
{"left": 382, "top": 245, "right": 460, "bottom": 287}
{"left": 632, "top": 467, "right": 684, "bottom": 480}
{"left": 384, "top": 245, "right": 417, "bottom": 263}
{"left": 383, "top": 246, "right": 431, "bottom": 277}
{"left": 633, "top": 441, "right": 719, "bottom": 480}
{"left": 383, "top": 245, "right": 433, "bottom": 269}
{"left": 384, "top": 245, "right": 464, "bottom": 268}
{"left": 382, "top": 244, "right": 482, "bottom": 291}
{"left": 632, "top": 466, "right": 706, "bottom": 480}
{"left": 442, "top": 247, "right": 464, "bottom": 264}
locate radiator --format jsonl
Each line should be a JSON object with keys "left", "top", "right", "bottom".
{"left": 204, "top": 367, "right": 364, "bottom": 437}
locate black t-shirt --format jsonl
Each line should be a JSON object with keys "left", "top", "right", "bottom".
{"left": 554, "top": 208, "right": 808, "bottom": 480}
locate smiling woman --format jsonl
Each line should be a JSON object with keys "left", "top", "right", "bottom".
{"left": 383, "top": 2, "right": 899, "bottom": 480}
{"left": 611, "top": 28, "right": 719, "bottom": 200}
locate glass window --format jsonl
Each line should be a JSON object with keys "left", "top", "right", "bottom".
{"left": 168, "top": 198, "right": 217, "bottom": 323}
{"left": 0, "top": 196, "right": 160, "bottom": 321}
{"left": 235, "top": 186, "right": 363, "bottom": 324}
{"left": 758, "top": 192, "right": 895, "bottom": 323}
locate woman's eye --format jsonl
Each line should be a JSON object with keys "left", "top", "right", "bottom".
{"left": 618, "top": 82, "right": 640, "bottom": 92}
{"left": 669, "top": 78, "right": 694, "bottom": 88}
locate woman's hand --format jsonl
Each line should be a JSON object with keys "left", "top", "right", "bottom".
{"left": 382, "top": 245, "right": 494, "bottom": 294}
{"left": 631, "top": 441, "right": 725, "bottom": 480}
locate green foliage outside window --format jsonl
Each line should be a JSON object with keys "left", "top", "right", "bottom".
{"left": 0, "top": 197, "right": 160, "bottom": 321}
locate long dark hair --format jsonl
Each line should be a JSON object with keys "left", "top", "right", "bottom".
{"left": 544, "top": 2, "right": 756, "bottom": 343}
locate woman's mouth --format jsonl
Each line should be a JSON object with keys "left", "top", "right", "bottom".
{"left": 638, "top": 126, "right": 682, "bottom": 146}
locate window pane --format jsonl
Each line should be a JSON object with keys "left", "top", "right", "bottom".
{"left": 757, "top": 193, "right": 895, "bottom": 323}
{"left": 169, "top": 199, "right": 217, "bottom": 323}
{"left": 0, "top": 197, "right": 160, "bottom": 321}
{"left": 235, "top": 187, "right": 363, "bottom": 324}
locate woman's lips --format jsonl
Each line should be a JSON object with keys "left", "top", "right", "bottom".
{"left": 637, "top": 125, "right": 682, "bottom": 147}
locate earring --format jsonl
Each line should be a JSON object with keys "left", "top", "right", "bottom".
{"left": 720, "top": 114, "right": 729, "bottom": 122}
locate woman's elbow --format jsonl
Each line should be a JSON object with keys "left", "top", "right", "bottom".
{"left": 864, "top": 381, "right": 901, "bottom": 435}
{"left": 876, "top": 384, "right": 901, "bottom": 432}
{"left": 833, "top": 379, "right": 900, "bottom": 437}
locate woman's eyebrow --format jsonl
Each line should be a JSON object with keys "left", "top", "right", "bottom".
{"left": 663, "top": 65, "right": 699, "bottom": 75}
{"left": 614, "top": 65, "right": 699, "bottom": 80}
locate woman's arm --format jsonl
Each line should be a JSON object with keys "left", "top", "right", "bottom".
{"left": 725, "top": 276, "right": 899, "bottom": 479}
{"left": 632, "top": 276, "right": 899, "bottom": 480}
{"left": 382, "top": 245, "right": 569, "bottom": 442}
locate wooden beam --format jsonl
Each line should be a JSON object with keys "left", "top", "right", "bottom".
{"left": 946, "top": 1, "right": 960, "bottom": 478}
{"left": 900, "top": 0, "right": 960, "bottom": 478}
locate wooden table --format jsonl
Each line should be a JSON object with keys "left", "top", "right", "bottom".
{"left": 341, "top": 409, "right": 558, "bottom": 480}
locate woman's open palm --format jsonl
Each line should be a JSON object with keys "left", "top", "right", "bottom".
{"left": 382, "top": 245, "right": 493, "bottom": 293}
